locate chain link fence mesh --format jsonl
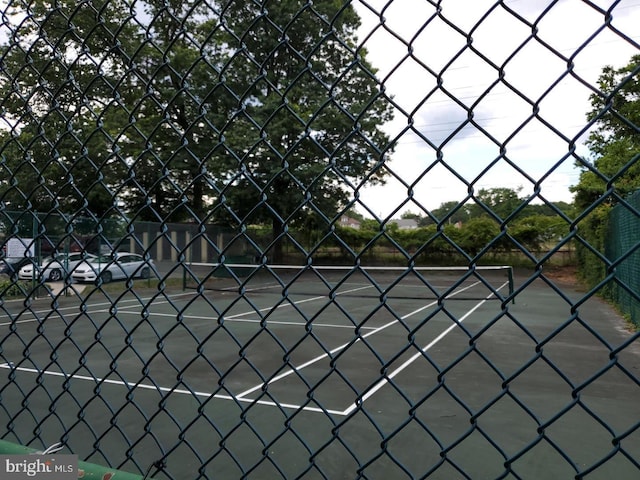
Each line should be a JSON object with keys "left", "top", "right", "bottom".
{"left": 606, "top": 190, "right": 640, "bottom": 327}
{"left": 0, "top": 0, "right": 638, "bottom": 479}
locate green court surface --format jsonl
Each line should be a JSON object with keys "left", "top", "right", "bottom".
{"left": 0, "top": 271, "right": 637, "bottom": 479}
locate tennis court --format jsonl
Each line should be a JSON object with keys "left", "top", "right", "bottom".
{"left": 0, "top": 266, "right": 637, "bottom": 479}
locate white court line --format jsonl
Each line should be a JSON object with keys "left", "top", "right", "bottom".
{"left": 112, "top": 284, "right": 375, "bottom": 321}
{"left": 0, "top": 285, "right": 381, "bottom": 417}
{"left": 340, "top": 283, "right": 507, "bottom": 415}
{"left": 224, "top": 284, "right": 374, "bottom": 319}
{"left": 0, "top": 281, "right": 504, "bottom": 416}
{"left": 0, "top": 363, "right": 346, "bottom": 416}
{"left": 235, "top": 281, "right": 486, "bottom": 400}
{"left": 0, "top": 292, "right": 199, "bottom": 327}
{"left": 0, "top": 283, "right": 371, "bottom": 328}
{"left": 221, "top": 280, "right": 367, "bottom": 294}
{"left": 116, "top": 310, "right": 379, "bottom": 330}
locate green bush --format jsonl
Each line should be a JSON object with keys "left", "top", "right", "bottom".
{"left": 510, "top": 215, "right": 569, "bottom": 252}
{"left": 287, "top": 214, "right": 577, "bottom": 266}
{"left": 575, "top": 204, "right": 611, "bottom": 289}
{"left": 0, "top": 279, "right": 30, "bottom": 298}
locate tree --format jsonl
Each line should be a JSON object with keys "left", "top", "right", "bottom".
{"left": 569, "top": 55, "right": 640, "bottom": 287}
{"left": 210, "top": 1, "right": 394, "bottom": 261}
{"left": 0, "top": 0, "right": 237, "bottom": 223}
{"left": 345, "top": 208, "right": 365, "bottom": 222}
{"left": 0, "top": 0, "right": 132, "bottom": 217}
{"left": 458, "top": 217, "right": 501, "bottom": 257}
{"left": 521, "top": 201, "right": 574, "bottom": 218}
{"left": 111, "top": 0, "right": 233, "bottom": 222}
{"left": 471, "top": 187, "right": 523, "bottom": 221}
{"left": 430, "top": 200, "right": 472, "bottom": 225}
{"left": 571, "top": 55, "right": 640, "bottom": 211}
{"left": 510, "top": 215, "right": 568, "bottom": 253}
{"left": 1, "top": 0, "right": 393, "bottom": 257}
{"left": 400, "top": 211, "right": 421, "bottom": 221}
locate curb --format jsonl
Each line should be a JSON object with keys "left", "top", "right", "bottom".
{"left": 47, "top": 282, "right": 87, "bottom": 296}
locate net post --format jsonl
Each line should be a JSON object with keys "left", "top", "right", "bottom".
{"left": 507, "top": 266, "right": 515, "bottom": 304}
{"left": 182, "top": 263, "right": 187, "bottom": 291}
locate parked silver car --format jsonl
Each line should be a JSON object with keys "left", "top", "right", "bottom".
{"left": 0, "top": 257, "right": 33, "bottom": 277}
{"left": 71, "top": 252, "right": 154, "bottom": 283}
{"left": 19, "top": 253, "right": 96, "bottom": 282}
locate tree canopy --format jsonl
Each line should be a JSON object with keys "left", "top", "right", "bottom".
{"left": 0, "top": 0, "right": 231, "bottom": 220}
{"left": 571, "top": 54, "right": 640, "bottom": 211}
{"left": 0, "top": 0, "right": 394, "bottom": 260}
{"left": 399, "top": 187, "right": 573, "bottom": 228}
{"left": 209, "top": 1, "right": 394, "bottom": 259}
{"left": 568, "top": 55, "right": 640, "bottom": 288}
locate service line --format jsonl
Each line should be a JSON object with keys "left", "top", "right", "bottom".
{"left": 235, "top": 281, "right": 487, "bottom": 401}
{"left": 340, "top": 282, "right": 508, "bottom": 415}
{"left": 0, "top": 282, "right": 506, "bottom": 416}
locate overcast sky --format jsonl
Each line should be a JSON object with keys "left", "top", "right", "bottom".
{"left": 351, "top": 0, "right": 640, "bottom": 219}
{"left": 1, "top": 1, "right": 637, "bottom": 221}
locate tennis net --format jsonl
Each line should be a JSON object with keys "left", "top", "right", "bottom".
{"left": 182, "top": 263, "right": 514, "bottom": 302}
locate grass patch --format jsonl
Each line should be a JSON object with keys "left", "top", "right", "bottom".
{"left": 0, "top": 275, "right": 187, "bottom": 300}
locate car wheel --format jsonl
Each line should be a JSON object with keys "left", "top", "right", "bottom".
{"left": 48, "top": 269, "right": 62, "bottom": 282}
{"left": 140, "top": 267, "right": 150, "bottom": 279}
{"left": 100, "top": 271, "right": 112, "bottom": 283}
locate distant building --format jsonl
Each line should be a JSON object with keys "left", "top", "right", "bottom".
{"left": 392, "top": 218, "right": 418, "bottom": 230}
{"left": 339, "top": 216, "right": 361, "bottom": 229}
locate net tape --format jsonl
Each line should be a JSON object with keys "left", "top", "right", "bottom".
{"left": 183, "top": 263, "right": 515, "bottom": 302}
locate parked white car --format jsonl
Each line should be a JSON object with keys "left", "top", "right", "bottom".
{"left": 19, "top": 253, "right": 96, "bottom": 282}
{"left": 71, "top": 252, "right": 154, "bottom": 283}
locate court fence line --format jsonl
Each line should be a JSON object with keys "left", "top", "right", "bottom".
{"left": 605, "top": 189, "right": 640, "bottom": 327}
{"left": 0, "top": 0, "right": 638, "bottom": 478}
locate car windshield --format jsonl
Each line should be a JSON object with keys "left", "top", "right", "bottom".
{"left": 89, "top": 255, "right": 113, "bottom": 264}
{"left": 3, "top": 257, "right": 28, "bottom": 263}
{"left": 49, "top": 254, "right": 81, "bottom": 263}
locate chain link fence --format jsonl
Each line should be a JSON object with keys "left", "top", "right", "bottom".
{"left": 0, "top": 210, "right": 252, "bottom": 263}
{"left": 606, "top": 189, "right": 640, "bottom": 326}
{"left": 0, "top": 1, "right": 639, "bottom": 479}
